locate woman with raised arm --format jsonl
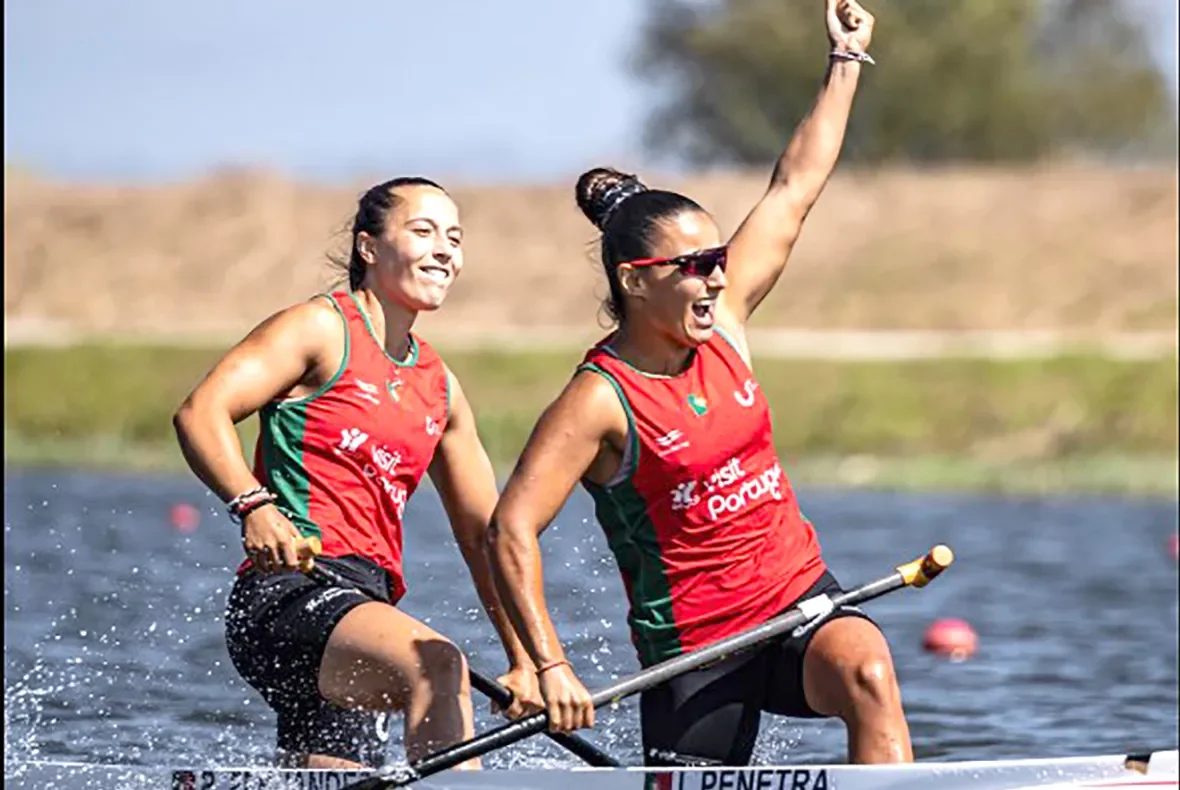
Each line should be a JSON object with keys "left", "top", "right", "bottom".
{"left": 174, "top": 178, "right": 539, "bottom": 769}
{"left": 489, "top": 0, "right": 909, "bottom": 768}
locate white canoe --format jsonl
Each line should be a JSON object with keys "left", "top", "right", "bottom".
{"left": 6, "top": 750, "right": 1177, "bottom": 790}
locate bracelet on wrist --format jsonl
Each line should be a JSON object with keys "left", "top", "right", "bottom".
{"left": 228, "top": 487, "right": 276, "bottom": 524}
{"left": 830, "top": 49, "right": 875, "bottom": 66}
{"left": 536, "top": 659, "right": 571, "bottom": 676}
{"left": 232, "top": 495, "right": 275, "bottom": 523}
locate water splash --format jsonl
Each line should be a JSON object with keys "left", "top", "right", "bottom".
{"left": 3, "top": 655, "right": 75, "bottom": 784}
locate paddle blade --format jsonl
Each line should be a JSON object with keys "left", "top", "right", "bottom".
{"left": 896, "top": 544, "right": 954, "bottom": 588}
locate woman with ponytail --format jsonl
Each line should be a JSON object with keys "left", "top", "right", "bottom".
{"left": 173, "top": 178, "right": 539, "bottom": 769}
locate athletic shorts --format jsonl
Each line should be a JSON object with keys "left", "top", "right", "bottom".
{"left": 640, "top": 569, "right": 879, "bottom": 767}
{"left": 224, "top": 554, "right": 399, "bottom": 767}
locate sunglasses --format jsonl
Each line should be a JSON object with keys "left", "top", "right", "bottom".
{"left": 624, "top": 246, "right": 727, "bottom": 278}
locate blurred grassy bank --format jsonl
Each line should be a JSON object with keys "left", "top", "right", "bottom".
{"left": 4, "top": 345, "right": 1177, "bottom": 497}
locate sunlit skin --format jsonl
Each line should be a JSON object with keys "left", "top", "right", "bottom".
{"left": 610, "top": 211, "right": 727, "bottom": 377}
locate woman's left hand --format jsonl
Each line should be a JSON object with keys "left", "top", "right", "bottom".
{"left": 826, "top": 0, "right": 875, "bottom": 54}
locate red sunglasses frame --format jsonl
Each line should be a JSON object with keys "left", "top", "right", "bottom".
{"left": 623, "top": 246, "right": 728, "bottom": 277}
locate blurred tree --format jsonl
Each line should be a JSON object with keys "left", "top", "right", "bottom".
{"left": 633, "top": 0, "right": 1177, "bottom": 164}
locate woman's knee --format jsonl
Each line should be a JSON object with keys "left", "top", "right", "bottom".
{"left": 810, "top": 652, "right": 901, "bottom": 722}
{"left": 411, "top": 638, "right": 470, "bottom": 702}
{"left": 417, "top": 639, "right": 469, "bottom": 691}
{"left": 844, "top": 655, "right": 901, "bottom": 712}
{"left": 803, "top": 618, "right": 902, "bottom": 718}
{"left": 318, "top": 604, "right": 469, "bottom": 710}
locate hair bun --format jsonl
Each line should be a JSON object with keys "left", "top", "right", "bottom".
{"left": 575, "top": 167, "right": 648, "bottom": 231}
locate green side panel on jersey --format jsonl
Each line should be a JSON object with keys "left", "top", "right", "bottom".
{"left": 258, "top": 403, "right": 319, "bottom": 540}
{"left": 253, "top": 293, "right": 351, "bottom": 541}
{"left": 580, "top": 362, "right": 683, "bottom": 666}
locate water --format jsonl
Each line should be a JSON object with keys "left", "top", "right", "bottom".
{"left": 4, "top": 469, "right": 1178, "bottom": 785}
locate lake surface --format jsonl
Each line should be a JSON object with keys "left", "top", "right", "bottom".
{"left": 4, "top": 469, "right": 1177, "bottom": 788}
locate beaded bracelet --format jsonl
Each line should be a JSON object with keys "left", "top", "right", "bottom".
{"left": 227, "top": 486, "right": 276, "bottom": 524}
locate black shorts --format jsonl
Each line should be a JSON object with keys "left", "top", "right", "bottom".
{"left": 640, "top": 569, "right": 878, "bottom": 767}
{"left": 225, "top": 555, "right": 399, "bottom": 767}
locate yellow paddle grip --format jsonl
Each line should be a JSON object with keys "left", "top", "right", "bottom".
{"left": 896, "top": 544, "right": 954, "bottom": 588}
{"left": 296, "top": 535, "right": 323, "bottom": 573}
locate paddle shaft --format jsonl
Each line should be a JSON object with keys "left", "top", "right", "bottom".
{"left": 302, "top": 563, "right": 619, "bottom": 768}
{"left": 467, "top": 668, "right": 619, "bottom": 767}
{"left": 349, "top": 545, "right": 953, "bottom": 789}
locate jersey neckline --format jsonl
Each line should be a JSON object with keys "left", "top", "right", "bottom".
{"left": 348, "top": 291, "right": 420, "bottom": 368}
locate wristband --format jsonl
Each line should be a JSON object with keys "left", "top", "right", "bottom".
{"left": 232, "top": 494, "right": 275, "bottom": 524}
{"left": 830, "top": 49, "right": 875, "bottom": 65}
{"left": 228, "top": 487, "right": 276, "bottom": 524}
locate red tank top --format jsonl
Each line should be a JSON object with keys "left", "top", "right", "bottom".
{"left": 580, "top": 330, "right": 825, "bottom": 666}
{"left": 248, "top": 291, "right": 449, "bottom": 602}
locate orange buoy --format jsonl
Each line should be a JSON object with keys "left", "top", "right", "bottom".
{"left": 170, "top": 503, "right": 200, "bottom": 533}
{"left": 922, "top": 618, "right": 977, "bottom": 662}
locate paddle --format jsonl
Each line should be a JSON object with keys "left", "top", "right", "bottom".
{"left": 466, "top": 667, "right": 619, "bottom": 767}
{"left": 294, "top": 539, "right": 619, "bottom": 768}
{"left": 340, "top": 544, "right": 955, "bottom": 789}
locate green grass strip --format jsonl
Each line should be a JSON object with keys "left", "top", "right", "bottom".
{"left": 5, "top": 346, "right": 1176, "bottom": 495}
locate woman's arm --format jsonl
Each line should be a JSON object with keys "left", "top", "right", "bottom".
{"left": 487, "top": 371, "right": 626, "bottom": 732}
{"left": 173, "top": 299, "right": 339, "bottom": 570}
{"left": 427, "top": 370, "right": 541, "bottom": 715}
{"left": 718, "top": 0, "right": 876, "bottom": 351}
{"left": 174, "top": 300, "right": 338, "bottom": 500}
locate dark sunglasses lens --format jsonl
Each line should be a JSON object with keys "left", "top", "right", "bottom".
{"left": 679, "top": 248, "right": 726, "bottom": 277}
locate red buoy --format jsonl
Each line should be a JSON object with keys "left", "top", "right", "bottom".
{"left": 923, "top": 618, "right": 977, "bottom": 661}
{"left": 1169, "top": 532, "right": 1179, "bottom": 562}
{"left": 170, "top": 503, "right": 200, "bottom": 533}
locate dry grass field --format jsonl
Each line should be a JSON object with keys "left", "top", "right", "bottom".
{"left": 4, "top": 165, "right": 1176, "bottom": 341}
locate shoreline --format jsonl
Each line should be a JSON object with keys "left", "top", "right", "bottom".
{"left": 5, "top": 437, "right": 1176, "bottom": 499}
{"left": 4, "top": 325, "right": 1176, "bottom": 360}
{"left": 6, "top": 345, "right": 1176, "bottom": 499}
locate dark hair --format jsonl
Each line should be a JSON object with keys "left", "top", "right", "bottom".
{"left": 333, "top": 176, "right": 448, "bottom": 291}
{"left": 575, "top": 167, "right": 704, "bottom": 323}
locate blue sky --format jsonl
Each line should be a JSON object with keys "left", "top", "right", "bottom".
{"left": 4, "top": 0, "right": 1177, "bottom": 185}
